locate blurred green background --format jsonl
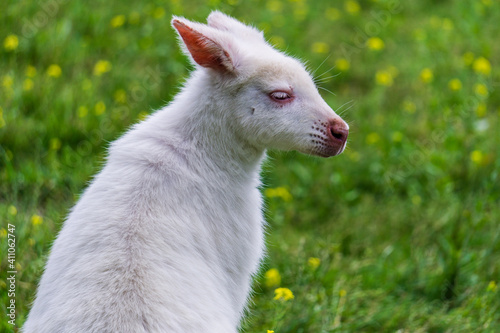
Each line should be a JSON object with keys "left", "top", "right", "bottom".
{"left": 1, "top": 0, "right": 499, "bottom": 331}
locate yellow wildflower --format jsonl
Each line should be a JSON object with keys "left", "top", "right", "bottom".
{"left": 0, "top": 229, "right": 6, "bottom": 238}
{"left": 448, "top": 78, "right": 462, "bottom": 91}
{"left": 93, "top": 60, "right": 112, "bottom": 76}
{"left": 472, "top": 57, "right": 491, "bottom": 76}
{"left": 366, "top": 132, "right": 380, "bottom": 145}
{"left": 26, "top": 65, "right": 37, "bottom": 77}
{"left": 326, "top": 8, "right": 341, "bottom": 21}
{"left": 265, "top": 187, "right": 292, "bottom": 202}
{"left": 366, "top": 37, "right": 384, "bottom": 51}
{"left": 265, "top": 268, "right": 281, "bottom": 288}
{"left": 335, "top": 58, "right": 350, "bottom": 71}
{"left": 344, "top": 0, "right": 360, "bottom": 14}
{"left": 95, "top": 101, "right": 106, "bottom": 115}
{"left": 31, "top": 214, "right": 43, "bottom": 226}
{"left": 267, "top": 331, "right": 275, "bottom": 333}
{"left": 474, "top": 83, "right": 488, "bottom": 97}
{"left": 470, "top": 150, "right": 483, "bottom": 164}
{"left": 487, "top": 281, "right": 498, "bottom": 292}
{"left": 375, "top": 70, "right": 393, "bottom": 86}
{"left": 23, "top": 78, "right": 34, "bottom": 91}
{"left": 8, "top": 205, "right": 17, "bottom": 216}
{"left": 4, "top": 34, "right": 19, "bottom": 51}
{"left": 312, "top": 42, "right": 329, "bottom": 54}
{"left": 339, "top": 289, "right": 347, "bottom": 297}
{"left": 475, "top": 103, "right": 487, "bottom": 118}
{"left": 47, "top": 64, "right": 62, "bottom": 78}
{"left": 274, "top": 287, "right": 294, "bottom": 301}
{"left": 308, "top": 257, "right": 320, "bottom": 270}
{"left": 110, "top": 15, "right": 126, "bottom": 28}
{"left": 419, "top": 68, "right": 433, "bottom": 83}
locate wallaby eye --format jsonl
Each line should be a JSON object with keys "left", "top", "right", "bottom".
{"left": 269, "top": 91, "right": 292, "bottom": 102}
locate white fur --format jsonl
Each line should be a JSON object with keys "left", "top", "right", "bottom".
{"left": 23, "top": 11, "right": 348, "bottom": 333}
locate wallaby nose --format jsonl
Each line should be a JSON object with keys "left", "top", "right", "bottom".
{"left": 328, "top": 120, "right": 349, "bottom": 143}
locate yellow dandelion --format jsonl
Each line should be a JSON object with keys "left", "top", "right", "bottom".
{"left": 308, "top": 257, "right": 321, "bottom": 270}
{"left": 339, "top": 289, "right": 347, "bottom": 297}
{"left": 50, "top": 138, "right": 62, "bottom": 150}
{"left": 153, "top": 7, "right": 165, "bottom": 19}
{"left": 475, "top": 103, "right": 487, "bottom": 118}
{"left": 2, "top": 75, "right": 13, "bottom": 89}
{"left": 375, "top": 70, "right": 393, "bottom": 86}
{"left": 4, "top": 34, "right": 19, "bottom": 51}
{"left": 8, "top": 205, "right": 17, "bottom": 216}
{"left": 265, "top": 268, "right": 281, "bottom": 288}
{"left": 366, "top": 37, "right": 384, "bottom": 51}
{"left": 472, "top": 57, "right": 491, "bottom": 76}
{"left": 448, "top": 78, "right": 462, "bottom": 91}
{"left": 274, "top": 287, "right": 294, "bottom": 301}
{"left": 419, "top": 68, "right": 433, "bottom": 83}
{"left": 312, "top": 42, "right": 329, "bottom": 54}
{"left": 31, "top": 214, "right": 43, "bottom": 226}
{"left": 470, "top": 150, "right": 483, "bottom": 164}
{"left": 366, "top": 132, "right": 380, "bottom": 145}
{"left": 335, "top": 58, "right": 350, "bottom": 72}
{"left": 344, "top": 0, "right": 360, "bottom": 14}
{"left": 487, "top": 281, "right": 498, "bottom": 292}
{"left": 474, "top": 83, "right": 488, "bottom": 97}
{"left": 392, "top": 131, "right": 403, "bottom": 142}
{"left": 265, "top": 187, "right": 292, "bottom": 202}
{"left": 0, "top": 229, "right": 6, "bottom": 238}
{"left": 267, "top": 331, "right": 275, "bottom": 333}
{"left": 110, "top": 15, "right": 126, "bottom": 28}
{"left": 462, "top": 52, "right": 475, "bottom": 66}
{"left": 93, "top": 60, "right": 112, "bottom": 76}
{"left": 114, "top": 89, "right": 127, "bottom": 104}
{"left": 95, "top": 101, "right": 106, "bottom": 115}
{"left": 326, "top": 7, "right": 341, "bottom": 21}
{"left": 47, "top": 64, "right": 62, "bottom": 78}
{"left": 78, "top": 106, "right": 88, "bottom": 118}
{"left": 26, "top": 65, "right": 37, "bottom": 77}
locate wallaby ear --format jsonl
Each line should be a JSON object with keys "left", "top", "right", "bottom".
{"left": 172, "top": 17, "right": 234, "bottom": 73}
{"left": 207, "top": 11, "right": 265, "bottom": 43}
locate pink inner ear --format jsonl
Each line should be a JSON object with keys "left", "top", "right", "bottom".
{"left": 173, "top": 20, "right": 233, "bottom": 72}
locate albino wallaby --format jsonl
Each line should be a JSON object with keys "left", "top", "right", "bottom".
{"left": 23, "top": 11, "right": 349, "bottom": 333}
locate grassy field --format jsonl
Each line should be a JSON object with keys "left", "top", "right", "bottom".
{"left": 1, "top": 0, "right": 499, "bottom": 331}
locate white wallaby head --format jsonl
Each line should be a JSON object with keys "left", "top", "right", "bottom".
{"left": 172, "top": 11, "right": 349, "bottom": 157}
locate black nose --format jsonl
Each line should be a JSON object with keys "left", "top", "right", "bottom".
{"left": 328, "top": 121, "right": 349, "bottom": 142}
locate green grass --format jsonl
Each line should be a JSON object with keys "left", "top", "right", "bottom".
{"left": 1, "top": 0, "right": 499, "bottom": 331}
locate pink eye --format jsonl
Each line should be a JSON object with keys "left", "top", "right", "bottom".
{"left": 270, "top": 91, "right": 293, "bottom": 102}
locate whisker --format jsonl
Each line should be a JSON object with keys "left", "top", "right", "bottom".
{"left": 318, "top": 86, "right": 336, "bottom": 96}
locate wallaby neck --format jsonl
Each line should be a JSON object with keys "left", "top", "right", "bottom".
{"left": 155, "top": 69, "right": 265, "bottom": 180}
